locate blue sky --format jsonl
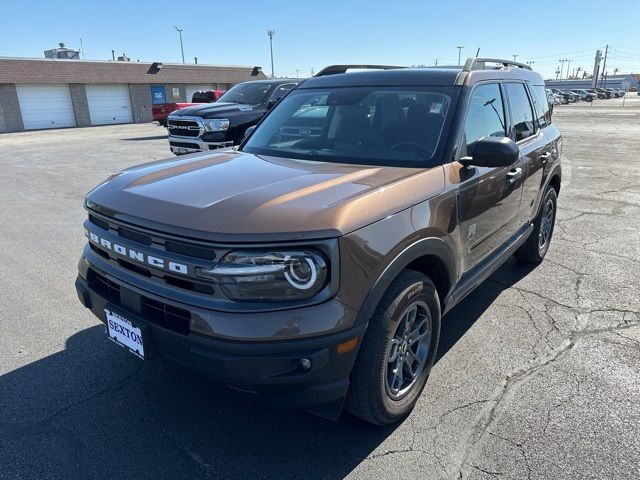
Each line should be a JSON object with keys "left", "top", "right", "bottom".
{"left": 2, "top": 0, "right": 640, "bottom": 79}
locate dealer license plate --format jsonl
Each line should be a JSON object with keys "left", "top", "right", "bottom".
{"left": 105, "top": 309, "right": 145, "bottom": 359}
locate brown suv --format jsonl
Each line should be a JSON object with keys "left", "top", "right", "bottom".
{"left": 75, "top": 58, "right": 561, "bottom": 425}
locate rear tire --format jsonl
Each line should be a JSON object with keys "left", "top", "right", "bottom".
{"left": 514, "top": 186, "right": 557, "bottom": 264}
{"left": 346, "top": 270, "right": 441, "bottom": 425}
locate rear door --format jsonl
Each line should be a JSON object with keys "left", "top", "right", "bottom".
{"left": 456, "top": 82, "right": 523, "bottom": 271}
{"left": 503, "top": 82, "right": 549, "bottom": 226}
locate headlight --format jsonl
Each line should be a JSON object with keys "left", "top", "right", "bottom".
{"left": 202, "top": 118, "right": 230, "bottom": 132}
{"left": 195, "top": 250, "right": 328, "bottom": 301}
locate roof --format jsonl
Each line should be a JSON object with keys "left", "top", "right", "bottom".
{"left": 0, "top": 57, "right": 267, "bottom": 84}
{"left": 301, "top": 67, "right": 463, "bottom": 88}
{"left": 300, "top": 63, "right": 545, "bottom": 89}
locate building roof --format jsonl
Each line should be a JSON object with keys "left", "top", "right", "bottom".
{"left": 0, "top": 57, "right": 267, "bottom": 84}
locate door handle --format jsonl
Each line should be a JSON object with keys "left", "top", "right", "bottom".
{"left": 539, "top": 152, "right": 552, "bottom": 163}
{"left": 507, "top": 167, "right": 523, "bottom": 183}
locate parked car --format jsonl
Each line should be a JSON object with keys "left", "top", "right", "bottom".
{"left": 615, "top": 89, "right": 625, "bottom": 97}
{"left": 166, "top": 79, "right": 298, "bottom": 154}
{"left": 551, "top": 89, "right": 572, "bottom": 103}
{"left": 76, "top": 58, "right": 562, "bottom": 425}
{"left": 152, "top": 90, "right": 226, "bottom": 126}
{"left": 571, "top": 89, "right": 595, "bottom": 101}
{"left": 604, "top": 88, "right": 620, "bottom": 98}
{"left": 596, "top": 88, "right": 612, "bottom": 98}
{"left": 587, "top": 88, "right": 606, "bottom": 99}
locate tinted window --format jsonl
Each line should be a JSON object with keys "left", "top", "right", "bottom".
{"left": 270, "top": 84, "right": 295, "bottom": 103}
{"left": 243, "top": 86, "right": 455, "bottom": 166}
{"left": 463, "top": 83, "right": 506, "bottom": 156}
{"left": 217, "top": 82, "right": 274, "bottom": 105}
{"left": 505, "top": 83, "right": 536, "bottom": 141}
{"left": 533, "top": 85, "right": 552, "bottom": 128}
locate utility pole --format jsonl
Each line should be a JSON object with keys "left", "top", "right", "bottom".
{"left": 435, "top": 59, "right": 438, "bottom": 66}
{"left": 457, "top": 46, "right": 464, "bottom": 66}
{"left": 559, "top": 59, "right": 567, "bottom": 83}
{"left": 267, "top": 29, "right": 276, "bottom": 78}
{"left": 512, "top": 54, "right": 518, "bottom": 62}
{"left": 194, "top": 57, "right": 198, "bottom": 64}
{"left": 555, "top": 68, "right": 560, "bottom": 80}
{"left": 295, "top": 69, "right": 299, "bottom": 79}
{"left": 172, "top": 26, "right": 185, "bottom": 63}
{"left": 111, "top": 49, "right": 115, "bottom": 61}
{"left": 565, "top": 59, "right": 572, "bottom": 83}
{"left": 600, "top": 45, "right": 608, "bottom": 89}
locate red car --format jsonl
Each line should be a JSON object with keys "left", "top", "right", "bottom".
{"left": 152, "top": 90, "right": 225, "bottom": 126}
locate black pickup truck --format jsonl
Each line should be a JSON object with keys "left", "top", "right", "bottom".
{"left": 167, "top": 79, "right": 298, "bottom": 154}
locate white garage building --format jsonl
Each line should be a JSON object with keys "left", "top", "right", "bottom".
{"left": 0, "top": 57, "right": 266, "bottom": 133}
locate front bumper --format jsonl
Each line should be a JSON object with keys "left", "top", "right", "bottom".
{"left": 75, "top": 265, "right": 366, "bottom": 419}
{"left": 169, "top": 135, "right": 233, "bottom": 155}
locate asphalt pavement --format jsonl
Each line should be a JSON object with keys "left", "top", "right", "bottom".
{"left": 1, "top": 96, "right": 639, "bottom": 479}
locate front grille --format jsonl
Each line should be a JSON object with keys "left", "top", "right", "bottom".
{"left": 88, "top": 269, "right": 121, "bottom": 303}
{"left": 168, "top": 119, "right": 200, "bottom": 138}
{"left": 170, "top": 141, "right": 201, "bottom": 149}
{"left": 86, "top": 213, "right": 220, "bottom": 296}
{"left": 142, "top": 298, "right": 191, "bottom": 335}
{"left": 89, "top": 269, "right": 191, "bottom": 335}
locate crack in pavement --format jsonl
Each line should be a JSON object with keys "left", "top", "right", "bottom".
{"left": 455, "top": 319, "right": 640, "bottom": 480}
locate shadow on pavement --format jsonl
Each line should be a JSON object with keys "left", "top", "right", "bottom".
{"left": 0, "top": 258, "right": 535, "bottom": 479}
{"left": 121, "top": 135, "right": 168, "bottom": 141}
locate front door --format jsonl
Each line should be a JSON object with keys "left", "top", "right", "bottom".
{"left": 456, "top": 82, "right": 523, "bottom": 272}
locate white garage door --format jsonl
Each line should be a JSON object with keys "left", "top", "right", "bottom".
{"left": 186, "top": 85, "right": 213, "bottom": 102}
{"left": 16, "top": 85, "right": 76, "bottom": 130}
{"left": 86, "top": 85, "right": 133, "bottom": 125}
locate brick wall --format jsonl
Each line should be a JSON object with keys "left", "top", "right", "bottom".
{"left": 129, "top": 84, "right": 153, "bottom": 123}
{"left": 0, "top": 84, "right": 24, "bottom": 132}
{"left": 69, "top": 84, "right": 91, "bottom": 127}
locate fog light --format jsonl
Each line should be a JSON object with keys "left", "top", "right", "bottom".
{"left": 299, "top": 358, "right": 312, "bottom": 370}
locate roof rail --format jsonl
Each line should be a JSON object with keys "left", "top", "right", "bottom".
{"left": 462, "top": 57, "right": 532, "bottom": 72}
{"left": 314, "top": 64, "right": 404, "bottom": 77}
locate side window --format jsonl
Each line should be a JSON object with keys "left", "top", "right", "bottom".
{"left": 463, "top": 83, "right": 506, "bottom": 156}
{"left": 269, "top": 84, "right": 295, "bottom": 104}
{"left": 505, "top": 83, "right": 536, "bottom": 141}
{"left": 530, "top": 85, "right": 551, "bottom": 128}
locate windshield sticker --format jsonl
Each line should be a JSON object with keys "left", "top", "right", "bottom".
{"left": 430, "top": 102, "right": 443, "bottom": 114}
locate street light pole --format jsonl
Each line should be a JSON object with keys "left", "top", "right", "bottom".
{"left": 267, "top": 29, "right": 276, "bottom": 78}
{"left": 172, "top": 26, "right": 185, "bottom": 64}
{"left": 513, "top": 54, "right": 518, "bottom": 62}
{"left": 457, "top": 46, "right": 464, "bottom": 66}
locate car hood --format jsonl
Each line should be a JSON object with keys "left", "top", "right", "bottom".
{"left": 169, "top": 102, "right": 259, "bottom": 119}
{"left": 86, "top": 151, "right": 445, "bottom": 242}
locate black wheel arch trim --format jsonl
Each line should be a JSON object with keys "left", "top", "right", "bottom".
{"left": 354, "top": 237, "right": 457, "bottom": 325}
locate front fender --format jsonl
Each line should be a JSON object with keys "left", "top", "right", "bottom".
{"left": 353, "top": 237, "right": 457, "bottom": 325}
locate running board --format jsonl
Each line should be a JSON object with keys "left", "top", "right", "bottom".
{"left": 443, "top": 223, "right": 534, "bottom": 314}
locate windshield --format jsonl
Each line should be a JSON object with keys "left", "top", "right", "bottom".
{"left": 218, "top": 82, "right": 274, "bottom": 105}
{"left": 242, "top": 86, "right": 456, "bottom": 166}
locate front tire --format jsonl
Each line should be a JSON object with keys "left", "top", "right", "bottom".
{"left": 514, "top": 186, "right": 557, "bottom": 263}
{"left": 346, "top": 270, "right": 441, "bottom": 425}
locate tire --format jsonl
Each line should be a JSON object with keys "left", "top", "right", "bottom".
{"left": 514, "top": 186, "right": 557, "bottom": 264}
{"left": 346, "top": 270, "right": 441, "bottom": 425}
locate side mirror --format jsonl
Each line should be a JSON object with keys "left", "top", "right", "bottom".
{"left": 460, "top": 136, "right": 519, "bottom": 168}
{"left": 243, "top": 125, "right": 257, "bottom": 140}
